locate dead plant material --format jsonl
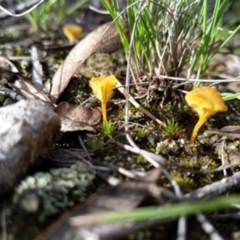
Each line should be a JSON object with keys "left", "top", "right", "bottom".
{"left": 13, "top": 79, "right": 52, "bottom": 103}
{"left": 116, "top": 80, "right": 165, "bottom": 126}
{"left": 206, "top": 125, "right": 240, "bottom": 139}
{"left": 185, "top": 171, "right": 240, "bottom": 200}
{"left": 44, "top": 21, "right": 129, "bottom": 103}
{"left": 55, "top": 102, "right": 101, "bottom": 132}
{"left": 0, "top": 66, "right": 23, "bottom": 84}
{"left": 36, "top": 168, "right": 161, "bottom": 240}
{"left": 0, "top": 100, "right": 60, "bottom": 195}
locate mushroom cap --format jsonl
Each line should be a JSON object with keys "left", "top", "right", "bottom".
{"left": 62, "top": 24, "right": 82, "bottom": 43}
{"left": 185, "top": 86, "right": 228, "bottom": 119}
{"left": 89, "top": 75, "right": 117, "bottom": 103}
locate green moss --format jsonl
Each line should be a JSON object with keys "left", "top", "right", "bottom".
{"left": 171, "top": 170, "right": 196, "bottom": 191}
{"left": 100, "top": 121, "right": 116, "bottom": 138}
{"left": 136, "top": 154, "right": 149, "bottom": 166}
{"left": 181, "top": 159, "right": 201, "bottom": 169}
{"left": 87, "top": 134, "right": 104, "bottom": 150}
{"left": 135, "top": 127, "right": 147, "bottom": 139}
{"left": 202, "top": 158, "right": 220, "bottom": 171}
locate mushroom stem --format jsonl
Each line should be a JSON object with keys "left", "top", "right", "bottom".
{"left": 101, "top": 101, "right": 107, "bottom": 123}
{"left": 190, "top": 116, "right": 208, "bottom": 142}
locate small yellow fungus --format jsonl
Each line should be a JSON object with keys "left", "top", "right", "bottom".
{"left": 185, "top": 86, "right": 228, "bottom": 142}
{"left": 89, "top": 75, "right": 117, "bottom": 123}
{"left": 62, "top": 24, "right": 82, "bottom": 43}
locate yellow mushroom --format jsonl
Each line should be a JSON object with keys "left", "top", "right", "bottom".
{"left": 185, "top": 86, "right": 228, "bottom": 142}
{"left": 89, "top": 75, "right": 117, "bottom": 123}
{"left": 62, "top": 24, "right": 82, "bottom": 43}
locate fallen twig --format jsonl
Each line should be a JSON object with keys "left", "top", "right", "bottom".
{"left": 185, "top": 172, "right": 240, "bottom": 200}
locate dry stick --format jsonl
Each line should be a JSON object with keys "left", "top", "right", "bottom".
{"left": 184, "top": 172, "right": 240, "bottom": 201}
{"left": 123, "top": 3, "right": 147, "bottom": 168}
{"left": 114, "top": 139, "right": 187, "bottom": 238}
{"left": 113, "top": 140, "right": 167, "bottom": 165}
{"left": 116, "top": 81, "right": 165, "bottom": 126}
{"left": 220, "top": 140, "right": 228, "bottom": 177}
{"left": 0, "top": 58, "right": 19, "bottom": 73}
{"left": 62, "top": 148, "right": 144, "bottom": 179}
{"left": 78, "top": 136, "right": 92, "bottom": 161}
{"left": 113, "top": 140, "right": 160, "bottom": 168}
{"left": 203, "top": 163, "right": 240, "bottom": 174}
{"left": 0, "top": 0, "right": 45, "bottom": 18}
{"left": 0, "top": 85, "right": 25, "bottom": 101}
{"left": 170, "top": 168, "right": 239, "bottom": 239}
{"left": 161, "top": 168, "right": 186, "bottom": 240}
{"left": 206, "top": 128, "right": 240, "bottom": 139}
{"left": 31, "top": 46, "right": 43, "bottom": 90}
{"left": 211, "top": 212, "right": 240, "bottom": 219}
{"left": 196, "top": 213, "right": 223, "bottom": 240}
